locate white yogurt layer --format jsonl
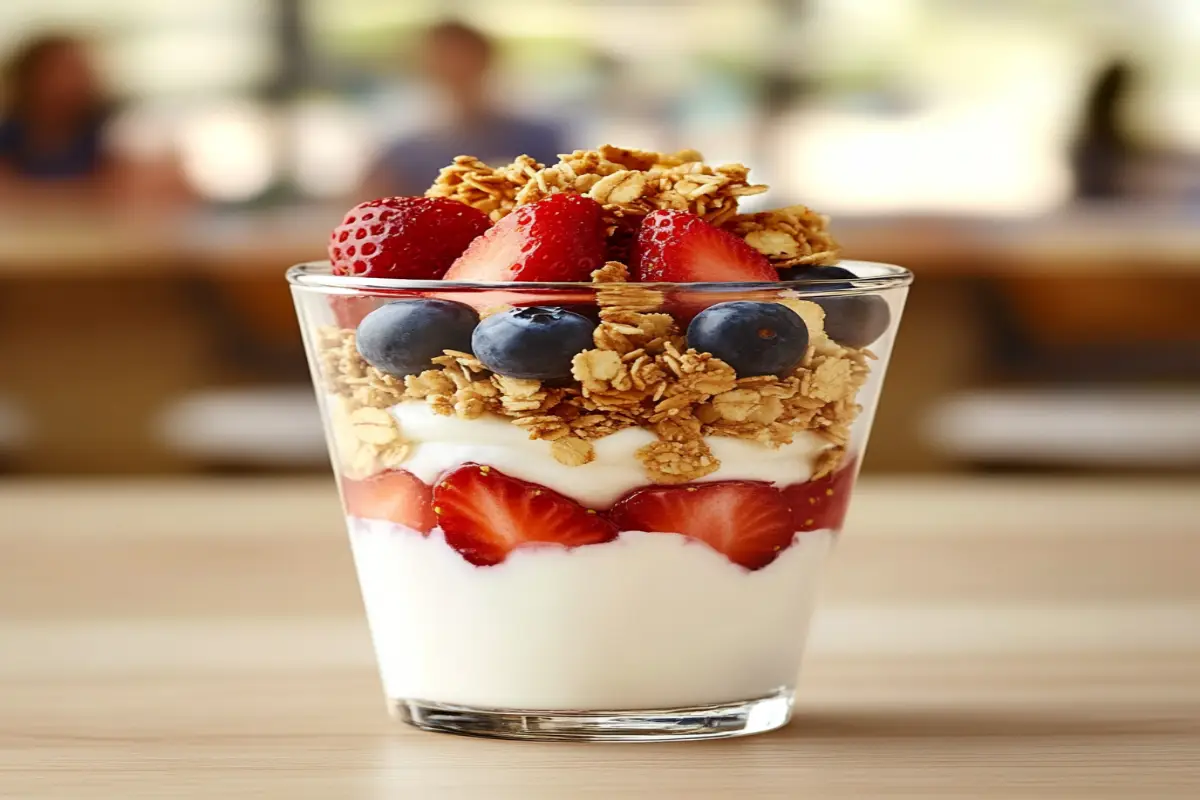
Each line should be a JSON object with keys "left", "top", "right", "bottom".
{"left": 389, "top": 402, "right": 832, "bottom": 507}
{"left": 349, "top": 519, "right": 833, "bottom": 710}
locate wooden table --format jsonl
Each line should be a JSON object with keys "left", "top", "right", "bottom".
{"left": 1, "top": 478, "right": 1198, "bottom": 798}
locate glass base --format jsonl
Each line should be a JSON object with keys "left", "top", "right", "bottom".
{"left": 390, "top": 689, "right": 794, "bottom": 742}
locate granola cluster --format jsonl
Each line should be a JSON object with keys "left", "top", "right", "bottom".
{"left": 726, "top": 205, "right": 841, "bottom": 268}
{"left": 319, "top": 145, "right": 865, "bottom": 484}
{"left": 514, "top": 146, "right": 767, "bottom": 236}
{"left": 425, "top": 145, "right": 837, "bottom": 260}
{"left": 425, "top": 154, "right": 544, "bottom": 222}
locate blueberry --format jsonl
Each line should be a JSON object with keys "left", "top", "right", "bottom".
{"left": 777, "top": 265, "right": 857, "bottom": 284}
{"left": 472, "top": 306, "right": 597, "bottom": 381}
{"left": 553, "top": 302, "right": 602, "bottom": 324}
{"left": 820, "top": 295, "right": 891, "bottom": 348}
{"left": 356, "top": 299, "right": 478, "bottom": 378}
{"left": 686, "top": 301, "right": 809, "bottom": 378}
{"left": 777, "top": 265, "right": 891, "bottom": 347}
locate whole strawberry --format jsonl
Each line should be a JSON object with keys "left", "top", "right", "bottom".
{"left": 329, "top": 196, "right": 490, "bottom": 279}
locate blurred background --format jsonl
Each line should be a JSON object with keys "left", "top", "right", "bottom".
{"left": 1, "top": 0, "right": 1198, "bottom": 478}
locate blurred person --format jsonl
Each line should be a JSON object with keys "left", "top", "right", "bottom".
{"left": 364, "top": 20, "right": 564, "bottom": 197}
{"left": 1070, "top": 59, "right": 1137, "bottom": 200}
{"left": 0, "top": 33, "right": 188, "bottom": 210}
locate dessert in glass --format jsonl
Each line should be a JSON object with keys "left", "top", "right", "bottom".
{"left": 288, "top": 145, "right": 911, "bottom": 741}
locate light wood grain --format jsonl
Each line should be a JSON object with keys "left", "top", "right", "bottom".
{"left": 2, "top": 478, "right": 1199, "bottom": 799}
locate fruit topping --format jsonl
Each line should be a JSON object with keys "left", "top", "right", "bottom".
{"left": 444, "top": 193, "right": 607, "bottom": 282}
{"left": 428, "top": 288, "right": 595, "bottom": 316}
{"left": 776, "top": 264, "right": 857, "bottom": 283}
{"left": 356, "top": 299, "right": 478, "bottom": 378}
{"left": 329, "top": 196, "right": 490, "bottom": 279}
{"left": 610, "top": 481, "right": 796, "bottom": 570}
{"left": 686, "top": 301, "right": 809, "bottom": 378}
{"left": 342, "top": 469, "right": 436, "bottom": 533}
{"left": 433, "top": 464, "right": 618, "bottom": 566}
{"left": 820, "top": 294, "right": 891, "bottom": 348}
{"left": 778, "top": 265, "right": 890, "bottom": 348}
{"left": 472, "top": 306, "right": 597, "bottom": 381}
{"left": 781, "top": 461, "right": 858, "bottom": 533}
{"left": 632, "top": 210, "right": 779, "bottom": 283}
{"left": 330, "top": 295, "right": 381, "bottom": 329}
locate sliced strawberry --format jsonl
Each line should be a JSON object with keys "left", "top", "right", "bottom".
{"left": 444, "top": 193, "right": 606, "bottom": 283}
{"left": 433, "top": 464, "right": 618, "bottom": 566}
{"left": 342, "top": 470, "right": 436, "bottom": 533}
{"left": 609, "top": 481, "right": 795, "bottom": 570}
{"left": 781, "top": 460, "right": 859, "bottom": 533}
{"left": 632, "top": 210, "right": 779, "bottom": 283}
{"left": 329, "top": 196, "right": 490, "bottom": 279}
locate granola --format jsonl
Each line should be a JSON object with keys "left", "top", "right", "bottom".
{"left": 425, "top": 155, "right": 543, "bottom": 221}
{"left": 551, "top": 436, "right": 596, "bottom": 467}
{"left": 513, "top": 147, "right": 768, "bottom": 233}
{"left": 725, "top": 205, "right": 840, "bottom": 267}
{"left": 325, "top": 376, "right": 410, "bottom": 479}
{"left": 637, "top": 438, "right": 719, "bottom": 484}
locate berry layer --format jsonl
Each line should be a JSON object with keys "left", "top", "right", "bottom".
{"left": 386, "top": 401, "right": 836, "bottom": 507}
{"left": 349, "top": 519, "right": 833, "bottom": 710}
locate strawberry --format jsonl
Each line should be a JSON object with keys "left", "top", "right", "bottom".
{"left": 329, "top": 196, "right": 490, "bottom": 279}
{"left": 444, "top": 193, "right": 606, "bottom": 282}
{"left": 329, "top": 295, "right": 381, "bottom": 328}
{"left": 609, "top": 481, "right": 796, "bottom": 570}
{"left": 328, "top": 290, "right": 425, "bottom": 328}
{"left": 342, "top": 470, "right": 436, "bottom": 533}
{"left": 433, "top": 464, "right": 618, "bottom": 566}
{"left": 781, "top": 460, "right": 859, "bottom": 533}
{"left": 425, "top": 288, "right": 594, "bottom": 315}
{"left": 632, "top": 210, "right": 779, "bottom": 283}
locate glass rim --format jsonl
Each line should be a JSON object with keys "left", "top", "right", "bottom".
{"left": 286, "top": 260, "right": 913, "bottom": 294}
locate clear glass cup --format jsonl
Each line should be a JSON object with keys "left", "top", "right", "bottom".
{"left": 289, "top": 260, "right": 911, "bottom": 741}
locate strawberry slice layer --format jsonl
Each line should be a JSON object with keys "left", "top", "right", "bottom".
{"left": 342, "top": 470, "right": 436, "bottom": 534}
{"left": 610, "top": 481, "right": 796, "bottom": 571}
{"left": 433, "top": 464, "right": 618, "bottom": 566}
{"left": 444, "top": 193, "right": 607, "bottom": 283}
{"left": 632, "top": 210, "right": 779, "bottom": 283}
{"left": 781, "top": 460, "right": 859, "bottom": 533}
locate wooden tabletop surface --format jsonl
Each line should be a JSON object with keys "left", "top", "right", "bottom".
{"left": 1, "top": 477, "right": 1198, "bottom": 798}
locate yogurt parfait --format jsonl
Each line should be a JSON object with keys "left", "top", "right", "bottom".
{"left": 289, "top": 145, "right": 911, "bottom": 740}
